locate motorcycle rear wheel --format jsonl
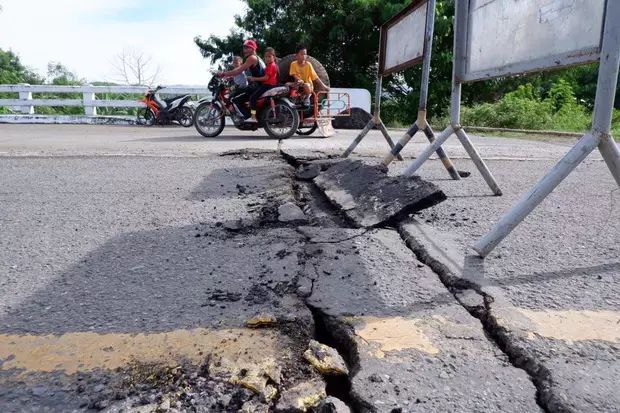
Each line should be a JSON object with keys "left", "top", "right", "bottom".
{"left": 296, "top": 122, "right": 318, "bottom": 136}
{"left": 136, "top": 108, "right": 156, "bottom": 126}
{"left": 262, "top": 101, "right": 299, "bottom": 140}
{"left": 177, "top": 106, "right": 194, "bottom": 127}
{"left": 194, "top": 103, "right": 225, "bottom": 137}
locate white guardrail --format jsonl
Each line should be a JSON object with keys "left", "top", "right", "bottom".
{"left": 0, "top": 84, "right": 371, "bottom": 118}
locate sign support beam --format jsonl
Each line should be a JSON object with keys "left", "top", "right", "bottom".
{"left": 473, "top": 0, "right": 620, "bottom": 256}
{"left": 343, "top": 0, "right": 459, "bottom": 181}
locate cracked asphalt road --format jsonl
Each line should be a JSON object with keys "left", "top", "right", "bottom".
{"left": 0, "top": 124, "right": 618, "bottom": 412}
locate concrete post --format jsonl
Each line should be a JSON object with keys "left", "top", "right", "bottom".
{"left": 83, "top": 85, "right": 97, "bottom": 116}
{"left": 15, "top": 83, "right": 34, "bottom": 114}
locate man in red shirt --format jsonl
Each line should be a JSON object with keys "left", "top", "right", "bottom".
{"left": 247, "top": 47, "right": 279, "bottom": 122}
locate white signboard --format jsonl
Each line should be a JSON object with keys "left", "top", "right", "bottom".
{"left": 380, "top": 1, "right": 428, "bottom": 76}
{"left": 464, "top": 0, "right": 606, "bottom": 80}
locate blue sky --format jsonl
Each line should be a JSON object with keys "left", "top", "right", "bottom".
{"left": 0, "top": 0, "right": 245, "bottom": 84}
{"left": 95, "top": 0, "right": 213, "bottom": 23}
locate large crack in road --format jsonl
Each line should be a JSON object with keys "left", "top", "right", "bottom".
{"left": 3, "top": 147, "right": 600, "bottom": 412}
{"left": 278, "top": 149, "right": 542, "bottom": 412}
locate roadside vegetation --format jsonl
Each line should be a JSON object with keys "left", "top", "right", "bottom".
{"left": 0, "top": 49, "right": 142, "bottom": 116}
{"left": 195, "top": 0, "right": 619, "bottom": 137}
{"left": 2, "top": 0, "right": 619, "bottom": 135}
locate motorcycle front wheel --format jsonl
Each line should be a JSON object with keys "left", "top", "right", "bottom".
{"left": 177, "top": 106, "right": 194, "bottom": 127}
{"left": 194, "top": 103, "right": 225, "bottom": 137}
{"left": 296, "top": 122, "right": 318, "bottom": 136}
{"left": 262, "top": 101, "right": 299, "bottom": 140}
{"left": 136, "top": 108, "right": 156, "bottom": 126}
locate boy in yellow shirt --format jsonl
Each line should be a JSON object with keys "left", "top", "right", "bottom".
{"left": 289, "top": 45, "right": 329, "bottom": 107}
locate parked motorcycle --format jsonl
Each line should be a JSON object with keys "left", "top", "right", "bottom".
{"left": 193, "top": 76, "right": 299, "bottom": 139}
{"left": 137, "top": 86, "right": 194, "bottom": 127}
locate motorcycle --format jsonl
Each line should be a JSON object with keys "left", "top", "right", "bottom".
{"left": 290, "top": 88, "right": 319, "bottom": 136}
{"left": 193, "top": 76, "right": 299, "bottom": 139}
{"left": 289, "top": 88, "right": 350, "bottom": 138}
{"left": 136, "top": 85, "right": 194, "bottom": 127}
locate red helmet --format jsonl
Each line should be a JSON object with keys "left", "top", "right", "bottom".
{"left": 243, "top": 39, "right": 258, "bottom": 51}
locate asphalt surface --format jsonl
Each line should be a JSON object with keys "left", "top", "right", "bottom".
{"left": 0, "top": 124, "right": 618, "bottom": 412}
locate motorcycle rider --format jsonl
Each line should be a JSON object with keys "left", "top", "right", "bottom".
{"left": 216, "top": 39, "right": 265, "bottom": 121}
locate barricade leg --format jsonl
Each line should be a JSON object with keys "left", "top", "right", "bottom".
{"left": 598, "top": 133, "right": 620, "bottom": 186}
{"left": 454, "top": 128, "right": 502, "bottom": 196}
{"left": 376, "top": 121, "right": 404, "bottom": 161}
{"left": 424, "top": 125, "right": 461, "bottom": 180}
{"left": 473, "top": 133, "right": 600, "bottom": 257}
{"left": 382, "top": 124, "right": 419, "bottom": 166}
{"left": 403, "top": 126, "right": 454, "bottom": 176}
{"left": 342, "top": 119, "right": 374, "bottom": 158}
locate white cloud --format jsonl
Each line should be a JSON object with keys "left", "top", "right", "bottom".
{"left": 0, "top": 0, "right": 245, "bottom": 85}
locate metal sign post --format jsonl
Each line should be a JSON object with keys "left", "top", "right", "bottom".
{"left": 342, "top": 0, "right": 460, "bottom": 180}
{"left": 342, "top": 74, "right": 404, "bottom": 160}
{"left": 402, "top": 0, "right": 503, "bottom": 196}
{"left": 380, "top": 1, "right": 460, "bottom": 181}
{"left": 474, "top": 0, "right": 620, "bottom": 257}
{"left": 405, "top": 0, "right": 617, "bottom": 256}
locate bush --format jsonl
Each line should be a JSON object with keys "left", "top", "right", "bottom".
{"left": 612, "top": 109, "right": 620, "bottom": 137}
{"left": 461, "top": 94, "right": 554, "bottom": 130}
{"left": 549, "top": 103, "right": 591, "bottom": 132}
{"left": 460, "top": 82, "right": 593, "bottom": 132}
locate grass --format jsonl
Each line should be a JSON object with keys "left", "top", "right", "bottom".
{"left": 472, "top": 129, "right": 620, "bottom": 143}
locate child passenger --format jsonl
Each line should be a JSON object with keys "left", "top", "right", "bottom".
{"left": 288, "top": 44, "right": 329, "bottom": 106}
{"left": 247, "top": 47, "right": 279, "bottom": 122}
{"left": 231, "top": 56, "right": 248, "bottom": 88}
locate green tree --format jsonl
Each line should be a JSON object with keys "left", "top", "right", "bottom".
{"left": 197, "top": 0, "right": 617, "bottom": 127}
{"left": 0, "top": 48, "right": 43, "bottom": 84}
{"left": 37, "top": 62, "right": 84, "bottom": 115}
{"left": 47, "top": 62, "right": 83, "bottom": 85}
{"left": 195, "top": 0, "right": 410, "bottom": 91}
{"left": 0, "top": 48, "right": 43, "bottom": 114}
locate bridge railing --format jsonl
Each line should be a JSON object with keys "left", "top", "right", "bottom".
{"left": 0, "top": 84, "right": 212, "bottom": 116}
{"left": 0, "top": 84, "right": 371, "bottom": 117}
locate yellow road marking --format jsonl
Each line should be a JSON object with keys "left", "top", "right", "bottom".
{"left": 517, "top": 309, "right": 620, "bottom": 343}
{"left": 354, "top": 316, "right": 439, "bottom": 358}
{"left": 0, "top": 328, "right": 281, "bottom": 375}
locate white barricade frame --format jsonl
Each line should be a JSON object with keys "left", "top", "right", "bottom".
{"left": 463, "top": 0, "right": 605, "bottom": 82}
{"left": 343, "top": 0, "right": 461, "bottom": 180}
{"left": 402, "top": 0, "right": 619, "bottom": 257}
{"left": 380, "top": 1, "right": 426, "bottom": 76}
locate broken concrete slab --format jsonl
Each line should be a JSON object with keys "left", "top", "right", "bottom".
{"left": 0, "top": 228, "right": 317, "bottom": 412}
{"left": 245, "top": 313, "right": 278, "bottom": 328}
{"left": 314, "top": 160, "right": 446, "bottom": 227}
{"left": 304, "top": 339, "right": 349, "bottom": 376}
{"left": 296, "top": 163, "right": 321, "bottom": 181}
{"left": 278, "top": 202, "right": 307, "bottom": 222}
{"left": 275, "top": 378, "right": 327, "bottom": 412}
{"left": 279, "top": 146, "right": 335, "bottom": 166}
{"left": 318, "top": 396, "right": 351, "bottom": 413}
{"left": 301, "top": 226, "right": 541, "bottom": 412}
{"left": 481, "top": 285, "right": 620, "bottom": 413}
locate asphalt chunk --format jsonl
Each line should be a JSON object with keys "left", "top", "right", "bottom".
{"left": 314, "top": 160, "right": 446, "bottom": 227}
